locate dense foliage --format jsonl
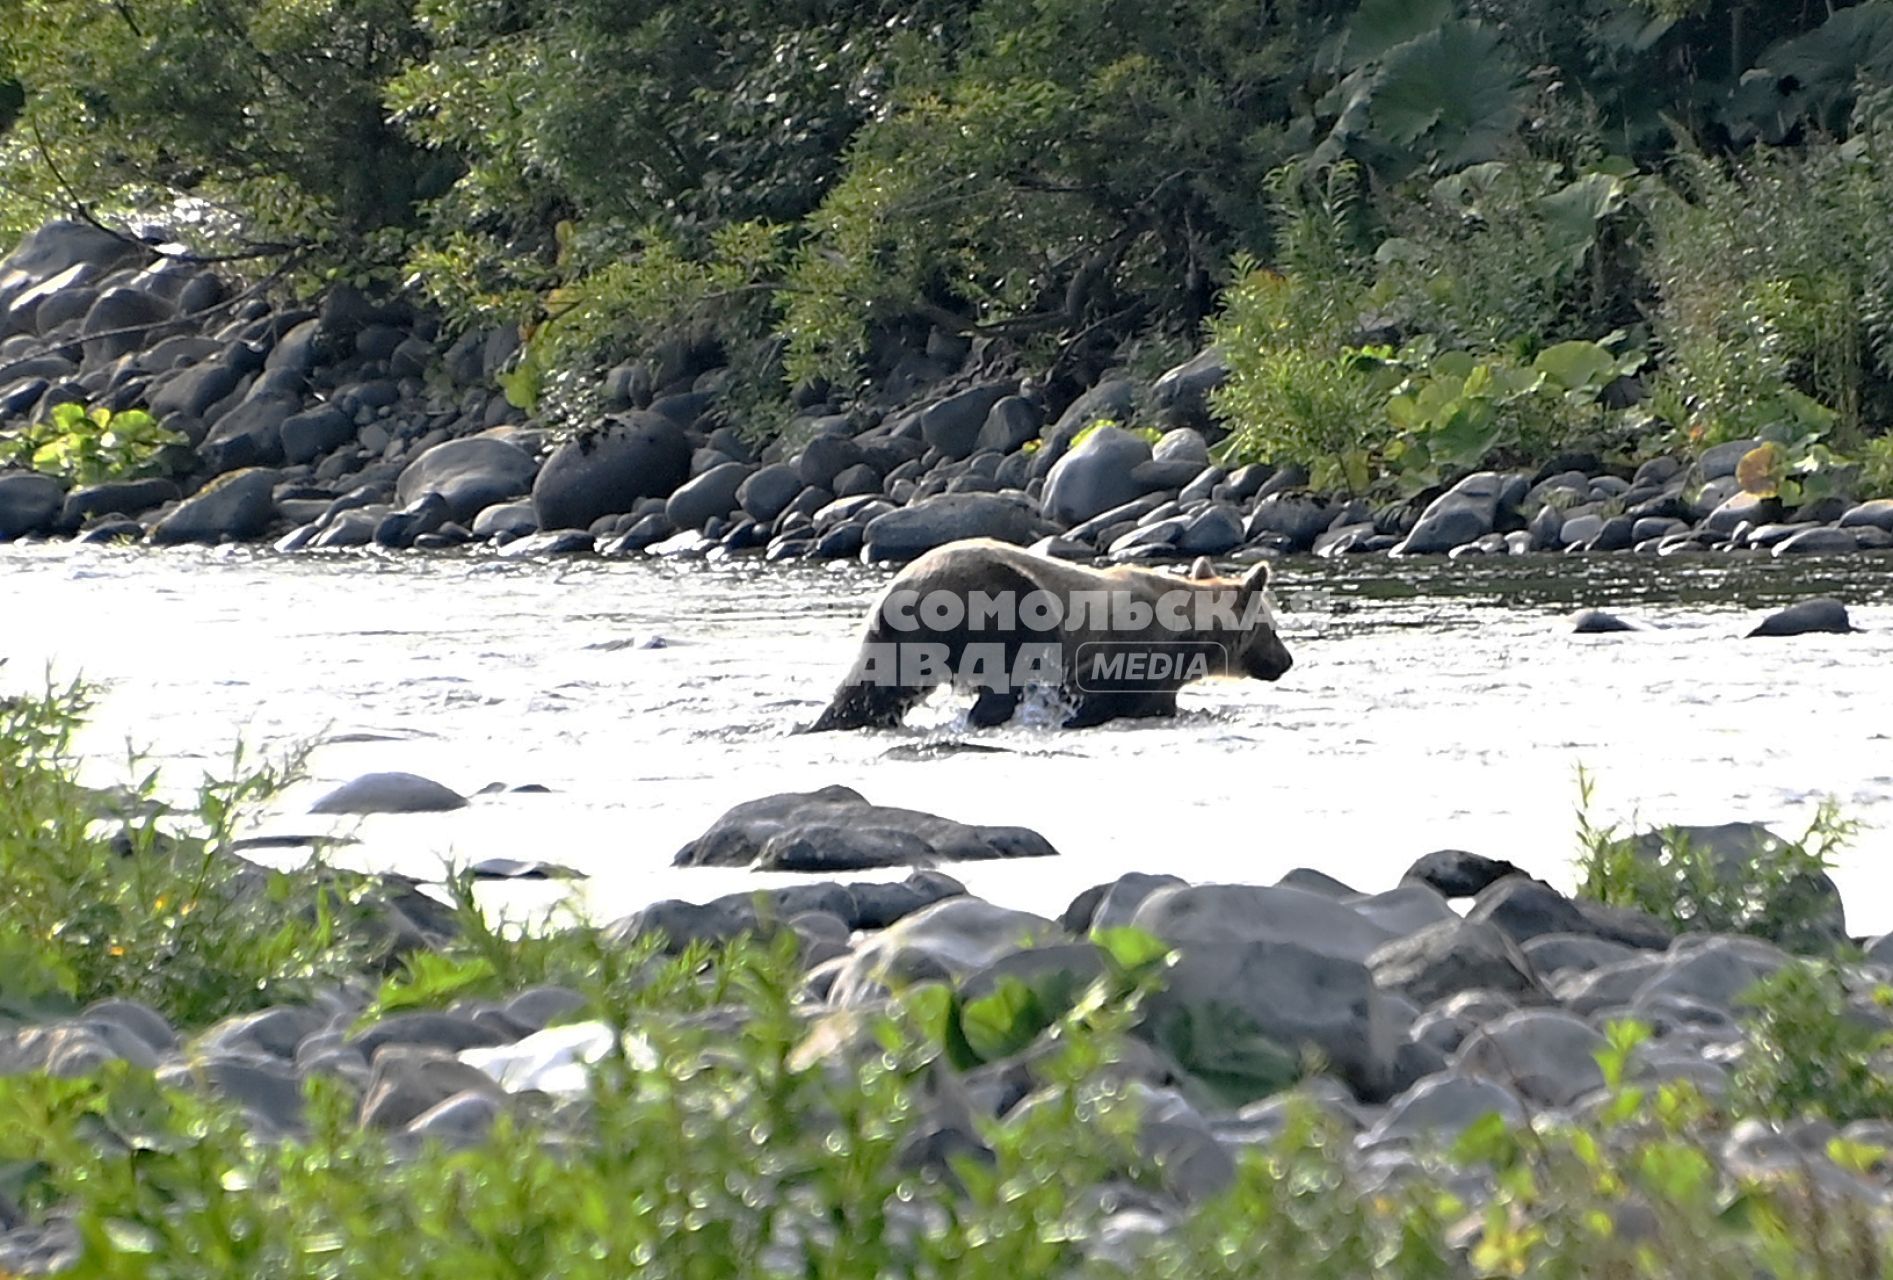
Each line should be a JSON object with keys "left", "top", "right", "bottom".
{"left": 8, "top": 0, "right": 1893, "bottom": 487}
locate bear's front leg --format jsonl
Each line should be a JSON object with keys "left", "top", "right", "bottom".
{"left": 966, "top": 687, "right": 1021, "bottom": 728}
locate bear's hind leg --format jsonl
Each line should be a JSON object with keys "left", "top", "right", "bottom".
{"left": 800, "top": 682, "right": 920, "bottom": 734}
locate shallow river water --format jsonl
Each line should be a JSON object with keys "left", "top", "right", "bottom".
{"left": 6, "top": 545, "right": 1893, "bottom": 933}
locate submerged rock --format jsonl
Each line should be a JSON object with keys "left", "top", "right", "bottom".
{"left": 1747, "top": 598, "right": 1856, "bottom": 637}
{"left": 310, "top": 771, "right": 468, "bottom": 815}
{"left": 1571, "top": 608, "right": 1641, "bottom": 634}
{"left": 672, "top": 785, "right": 1056, "bottom": 870}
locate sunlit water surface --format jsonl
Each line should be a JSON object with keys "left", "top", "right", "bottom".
{"left": 6, "top": 545, "right": 1892, "bottom": 933}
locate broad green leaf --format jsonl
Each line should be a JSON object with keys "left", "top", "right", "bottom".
{"left": 1091, "top": 926, "right": 1172, "bottom": 974}
{"left": 959, "top": 975, "right": 1055, "bottom": 1064}
{"left": 1342, "top": 0, "right": 1453, "bottom": 70}
{"left": 1539, "top": 173, "right": 1627, "bottom": 272}
{"left": 1369, "top": 21, "right": 1526, "bottom": 167}
{"left": 1533, "top": 340, "right": 1618, "bottom": 393}
{"left": 1432, "top": 350, "right": 1476, "bottom": 381}
{"left": 1427, "top": 404, "right": 1502, "bottom": 468}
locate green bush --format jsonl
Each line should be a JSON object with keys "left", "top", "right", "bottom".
{"left": 1371, "top": 156, "right": 1636, "bottom": 354}
{"left": 1642, "top": 142, "right": 1893, "bottom": 449}
{"left": 0, "top": 679, "right": 390, "bottom": 1027}
{"left": 1733, "top": 960, "right": 1893, "bottom": 1126}
{"left": 1, "top": 404, "right": 188, "bottom": 487}
{"left": 1573, "top": 769, "right": 1856, "bottom": 953}
{"left": 0, "top": 0, "right": 438, "bottom": 259}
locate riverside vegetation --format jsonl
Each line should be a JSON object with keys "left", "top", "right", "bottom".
{"left": 7, "top": 679, "right": 1893, "bottom": 1275}
{"left": 7, "top": 0, "right": 1893, "bottom": 552}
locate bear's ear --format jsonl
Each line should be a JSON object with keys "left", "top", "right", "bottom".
{"left": 1188, "top": 556, "right": 1217, "bottom": 580}
{"left": 1240, "top": 561, "right": 1272, "bottom": 593}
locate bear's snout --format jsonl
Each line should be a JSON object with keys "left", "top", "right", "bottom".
{"left": 1248, "top": 634, "right": 1293, "bottom": 681}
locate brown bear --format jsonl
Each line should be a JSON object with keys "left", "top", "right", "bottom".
{"left": 802, "top": 538, "right": 1292, "bottom": 731}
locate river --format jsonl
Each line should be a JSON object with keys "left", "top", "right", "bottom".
{"left": 7, "top": 545, "right": 1892, "bottom": 935}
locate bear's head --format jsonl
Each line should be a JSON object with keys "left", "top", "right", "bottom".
{"left": 1188, "top": 556, "right": 1292, "bottom": 682}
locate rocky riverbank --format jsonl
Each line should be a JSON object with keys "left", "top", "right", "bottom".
{"left": 6, "top": 781, "right": 1893, "bottom": 1275}
{"left": 5, "top": 220, "right": 1893, "bottom": 567}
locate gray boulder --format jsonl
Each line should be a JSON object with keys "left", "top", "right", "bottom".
{"left": 1463, "top": 875, "right": 1646, "bottom": 948}
{"left": 148, "top": 359, "right": 242, "bottom": 421}
{"left": 1401, "top": 850, "right": 1527, "bottom": 899}
{"left": 1700, "top": 438, "right": 1762, "bottom": 480}
{"left": 310, "top": 771, "right": 468, "bottom": 815}
{"left": 1061, "top": 872, "right": 1188, "bottom": 934}
{"left": 60, "top": 478, "right": 179, "bottom": 527}
{"left": 1748, "top": 598, "right": 1856, "bottom": 637}
{"left": 148, "top": 468, "right": 277, "bottom": 544}
{"left": 1042, "top": 426, "right": 1154, "bottom": 524}
{"left": 1703, "top": 491, "right": 1781, "bottom": 536}
{"left": 471, "top": 501, "right": 537, "bottom": 538}
{"left": 919, "top": 382, "right": 1018, "bottom": 461}
{"left": 156, "top": 1055, "right": 308, "bottom": 1134}
{"left": 671, "top": 784, "right": 1057, "bottom": 870}
{"left": 1244, "top": 494, "right": 1332, "bottom": 551}
{"left": 1395, "top": 471, "right": 1506, "bottom": 555}
{"left": 1368, "top": 919, "right": 1544, "bottom": 1007}
{"left": 827, "top": 898, "right": 1061, "bottom": 1005}
{"left": 1573, "top": 608, "right": 1641, "bottom": 634}
{"left": 1364, "top": 1071, "right": 1526, "bottom": 1148}
{"left": 405, "top": 1089, "right": 503, "bottom": 1148}
{"left": 0, "top": 221, "right": 144, "bottom": 297}
{"left": 1453, "top": 1010, "right": 1606, "bottom": 1107}
{"left": 0, "top": 1024, "right": 141, "bottom": 1077}
{"left": 665, "top": 461, "right": 751, "bottom": 530}
{"left": 532, "top": 412, "right": 691, "bottom": 530}
{"left": 360, "top": 1052, "right": 504, "bottom": 1130}
{"left": 1177, "top": 504, "right": 1244, "bottom": 555}
{"left": 862, "top": 492, "right": 1042, "bottom": 562}
{"left": 279, "top": 406, "right": 355, "bottom": 466}
{"left": 1838, "top": 499, "right": 1893, "bottom": 532}
{"left": 373, "top": 493, "right": 450, "bottom": 549}
{"left": 1153, "top": 427, "right": 1211, "bottom": 466}
{"left": 1624, "top": 821, "right": 1845, "bottom": 946}
{"left": 1143, "top": 938, "right": 1395, "bottom": 1102}
{"left": 1151, "top": 347, "right": 1229, "bottom": 427}
{"left": 0, "top": 472, "right": 65, "bottom": 539}
{"left": 1772, "top": 527, "right": 1859, "bottom": 557}
{"left": 200, "top": 393, "right": 298, "bottom": 471}
{"left": 397, "top": 435, "right": 539, "bottom": 524}
{"left": 974, "top": 396, "right": 1041, "bottom": 455}
{"left": 1522, "top": 933, "right": 1637, "bottom": 978}
{"left": 1131, "top": 883, "right": 1397, "bottom": 964}
{"left": 794, "top": 433, "right": 862, "bottom": 489}
{"left": 737, "top": 464, "right": 803, "bottom": 523}
{"left": 80, "top": 287, "right": 175, "bottom": 364}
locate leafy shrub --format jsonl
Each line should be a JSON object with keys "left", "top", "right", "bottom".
{"left": 1371, "top": 156, "right": 1635, "bottom": 352}
{"left": 1728, "top": 421, "right": 1863, "bottom": 510}
{"left": 1574, "top": 768, "right": 1856, "bottom": 952}
{"left": 1, "top": 403, "right": 187, "bottom": 487}
{"left": 0, "top": 0, "right": 438, "bottom": 257}
{"left": 1733, "top": 960, "right": 1893, "bottom": 1126}
{"left": 0, "top": 678, "right": 390, "bottom": 1027}
{"left": 1207, "top": 164, "right": 1392, "bottom": 493}
{"left": 1643, "top": 144, "right": 1889, "bottom": 447}
{"left": 1862, "top": 436, "right": 1893, "bottom": 499}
